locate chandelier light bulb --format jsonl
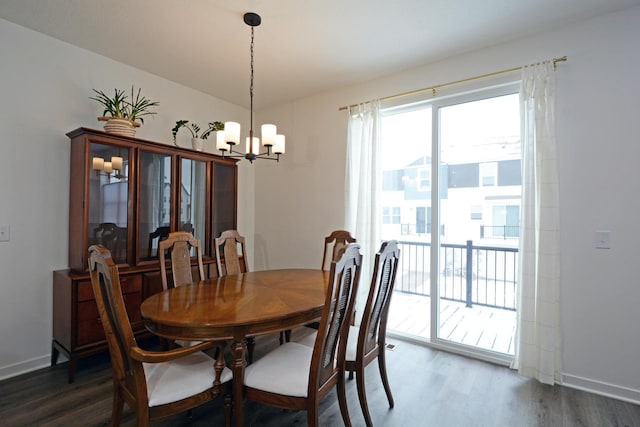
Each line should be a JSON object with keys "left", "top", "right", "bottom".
{"left": 224, "top": 121, "right": 241, "bottom": 145}
{"left": 274, "top": 134, "right": 286, "bottom": 154}
{"left": 261, "top": 124, "right": 277, "bottom": 147}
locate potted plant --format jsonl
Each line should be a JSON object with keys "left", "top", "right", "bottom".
{"left": 172, "top": 120, "right": 224, "bottom": 151}
{"left": 90, "top": 86, "right": 159, "bottom": 137}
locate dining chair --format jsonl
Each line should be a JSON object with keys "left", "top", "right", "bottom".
{"left": 317, "top": 230, "right": 357, "bottom": 328}
{"left": 158, "top": 231, "right": 205, "bottom": 290}
{"left": 158, "top": 231, "right": 206, "bottom": 348}
{"left": 88, "top": 245, "right": 232, "bottom": 427}
{"left": 295, "top": 240, "right": 400, "bottom": 426}
{"left": 214, "top": 229, "right": 248, "bottom": 276}
{"left": 214, "top": 229, "right": 260, "bottom": 361}
{"left": 321, "top": 229, "right": 357, "bottom": 271}
{"left": 243, "top": 243, "right": 363, "bottom": 427}
{"left": 345, "top": 240, "right": 400, "bottom": 426}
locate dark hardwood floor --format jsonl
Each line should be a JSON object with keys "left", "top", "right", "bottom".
{"left": 1, "top": 331, "right": 639, "bottom": 426}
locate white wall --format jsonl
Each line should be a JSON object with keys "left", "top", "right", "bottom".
{"left": 0, "top": 18, "right": 255, "bottom": 378}
{"left": 255, "top": 6, "right": 640, "bottom": 402}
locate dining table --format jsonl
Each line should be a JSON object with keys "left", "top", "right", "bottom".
{"left": 140, "top": 268, "right": 329, "bottom": 427}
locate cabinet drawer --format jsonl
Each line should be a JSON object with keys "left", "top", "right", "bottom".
{"left": 76, "top": 293, "right": 143, "bottom": 346}
{"left": 76, "top": 300, "right": 105, "bottom": 345}
{"left": 77, "top": 275, "right": 142, "bottom": 302}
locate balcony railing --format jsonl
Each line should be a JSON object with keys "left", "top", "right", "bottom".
{"left": 395, "top": 240, "right": 518, "bottom": 311}
{"left": 480, "top": 225, "right": 519, "bottom": 239}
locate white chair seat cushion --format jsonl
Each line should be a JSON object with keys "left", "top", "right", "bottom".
{"left": 175, "top": 339, "right": 203, "bottom": 348}
{"left": 296, "top": 325, "right": 359, "bottom": 362}
{"left": 345, "top": 325, "right": 359, "bottom": 362}
{"left": 295, "top": 329, "right": 318, "bottom": 348}
{"left": 244, "top": 342, "right": 312, "bottom": 397}
{"left": 143, "top": 351, "right": 232, "bottom": 407}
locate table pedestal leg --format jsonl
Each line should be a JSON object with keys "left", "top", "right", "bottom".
{"left": 231, "top": 338, "right": 247, "bottom": 427}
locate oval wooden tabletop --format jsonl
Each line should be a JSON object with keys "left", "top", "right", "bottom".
{"left": 140, "top": 269, "right": 328, "bottom": 340}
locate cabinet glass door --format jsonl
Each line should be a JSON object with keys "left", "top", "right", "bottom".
{"left": 139, "top": 151, "right": 172, "bottom": 260}
{"left": 89, "top": 143, "right": 129, "bottom": 265}
{"left": 213, "top": 163, "right": 236, "bottom": 239}
{"left": 180, "top": 158, "right": 208, "bottom": 254}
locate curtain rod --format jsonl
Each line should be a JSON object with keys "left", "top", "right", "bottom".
{"left": 338, "top": 55, "right": 567, "bottom": 111}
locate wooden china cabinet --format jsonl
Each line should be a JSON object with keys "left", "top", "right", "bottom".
{"left": 52, "top": 128, "right": 238, "bottom": 382}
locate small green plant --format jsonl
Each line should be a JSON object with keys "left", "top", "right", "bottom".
{"left": 172, "top": 120, "right": 224, "bottom": 145}
{"left": 90, "top": 86, "right": 159, "bottom": 124}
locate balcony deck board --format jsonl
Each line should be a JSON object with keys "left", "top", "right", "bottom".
{"left": 387, "top": 291, "right": 516, "bottom": 355}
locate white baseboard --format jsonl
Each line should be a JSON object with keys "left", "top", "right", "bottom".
{"left": 0, "top": 355, "right": 53, "bottom": 382}
{"left": 561, "top": 373, "right": 640, "bottom": 405}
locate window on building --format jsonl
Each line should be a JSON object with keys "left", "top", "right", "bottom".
{"left": 418, "top": 167, "right": 431, "bottom": 191}
{"left": 448, "top": 163, "right": 479, "bottom": 188}
{"left": 383, "top": 207, "right": 401, "bottom": 224}
{"left": 470, "top": 205, "right": 483, "bottom": 220}
{"left": 498, "top": 159, "right": 521, "bottom": 186}
{"left": 491, "top": 204, "right": 520, "bottom": 238}
{"left": 481, "top": 162, "right": 497, "bottom": 186}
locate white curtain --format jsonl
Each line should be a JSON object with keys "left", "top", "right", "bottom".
{"left": 511, "top": 61, "right": 562, "bottom": 385}
{"left": 345, "top": 101, "right": 382, "bottom": 315}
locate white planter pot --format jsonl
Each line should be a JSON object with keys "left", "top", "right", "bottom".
{"left": 102, "top": 118, "right": 137, "bottom": 137}
{"left": 192, "top": 137, "right": 204, "bottom": 151}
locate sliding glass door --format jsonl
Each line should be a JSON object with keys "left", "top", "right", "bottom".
{"left": 382, "top": 83, "right": 520, "bottom": 361}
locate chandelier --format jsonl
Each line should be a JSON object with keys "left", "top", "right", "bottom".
{"left": 216, "top": 12, "right": 285, "bottom": 163}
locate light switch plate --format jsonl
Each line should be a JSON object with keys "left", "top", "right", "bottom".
{"left": 0, "top": 224, "right": 9, "bottom": 242}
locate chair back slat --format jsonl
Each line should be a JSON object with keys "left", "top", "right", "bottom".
{"left": 158, "top": 231, "right": 205, "bottom": 290}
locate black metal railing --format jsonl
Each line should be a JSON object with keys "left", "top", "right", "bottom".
{"left": 395, "top": 240, "right": 518, "bottom": 311}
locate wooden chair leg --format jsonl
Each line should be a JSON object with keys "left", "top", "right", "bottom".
{"left": 246, "top": 337, "right": 255, "bottom": 364}
{"left": 378, "top": 350, "right": 394, "bottom": 408}
{"left": 355, "top": 363, "right": 373, "bottom": 427}
{"left": 307, "top": 400, "right": 320, "bottom": 427}
{"left": 337, "top": 373, "right": 353, "bottom": 427}
{"left": 111, "top": 388, "right": 124, "bottom": 427}
{"left": 278, "top": 330, "right": 292, "bottom": 344}
{"left": 224, "top": 393, "right": 232, "bottom": 427}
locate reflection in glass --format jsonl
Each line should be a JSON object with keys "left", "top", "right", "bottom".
{"left": 214, "top": 164, "right": 236, "bottom": 238}
{"left": 89, "top": 143, "right": 129, "bottom": 264}
{"left": 181, "top": 158, "right": 207, "bottom": 255}
{"left": 139, "top": 151, "right": 172, "bottom": 260}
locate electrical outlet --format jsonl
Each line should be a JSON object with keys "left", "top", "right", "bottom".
{"left": 0, "top": 224, "right": 9, "bottom": 242}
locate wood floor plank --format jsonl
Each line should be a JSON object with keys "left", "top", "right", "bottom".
{"left": 1, "top": 333, "right": 639, "bottom": 426}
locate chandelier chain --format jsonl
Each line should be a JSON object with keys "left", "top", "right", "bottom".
{"left": 249, "top": 25, "right": 255, "bottom": 139}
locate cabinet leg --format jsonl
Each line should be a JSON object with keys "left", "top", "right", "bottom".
{"left": 51, "top": 341, "right": 60, "bottom": 366}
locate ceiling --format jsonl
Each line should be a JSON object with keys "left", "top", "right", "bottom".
{"left": 1, "top": 0, "right": 639, "bottom": 110}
